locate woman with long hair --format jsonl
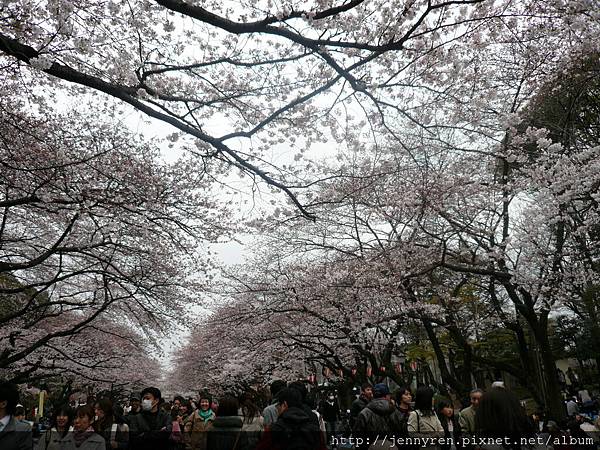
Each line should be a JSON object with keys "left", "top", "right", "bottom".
{"left": 474, "top": 388, "right": 536, "bottom": 449}
{"left": 93, "top": 398, "right": 129, "bottom": 450}
{"left": 206, "top": 395, "right": 249, "bottom": 450}
{"left": 36, "top": 405, "right": 74, "bottom": 450}
{"left": 436, "top": 399, "right": 462, "bottom": 450}
{"left": 240, "top": 392, "right": 263, "bottom": 449}
{"left": 408, "top": 387, "right": 444, "bottom": 450}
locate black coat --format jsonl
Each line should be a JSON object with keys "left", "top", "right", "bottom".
{"left": 206, "top": 416, "right": 249, "bottom": 450}
{"left": 127, "top": 409, "right": 171, "bottom": 450}
{"left": 271, "top": 406, "right": 321, "bottom": 450}
{"left": 352, "top": 399, "right": 405, "bottom": 450}
{"left": 318, "top": 401, "right": 339, "bottom": 423}
{"left": 350, "top": 396, "right": 369, "bottom": 428}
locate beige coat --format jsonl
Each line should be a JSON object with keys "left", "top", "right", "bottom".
{"left": 459, "top": 406, "right": 477, "bottom": 435}
{"left": 408, "top": 410, "right": 444, "bottom": 450}
{"left": 184, "top": 410, "right": 215, "bottom": 450}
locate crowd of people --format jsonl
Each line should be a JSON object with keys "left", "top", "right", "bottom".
{"left": 346, "top": 383, "right": 600, "bottom": 450}
{"left": 1, "top": 380, "right": 599, "bottom": 450}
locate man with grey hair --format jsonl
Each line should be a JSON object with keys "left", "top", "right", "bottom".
{"left": 459, "top": 388, "right": 483, "bottom": 435}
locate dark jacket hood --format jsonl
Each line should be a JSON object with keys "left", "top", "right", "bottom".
{"left": 367, "top": 398, "right": 395, "bottom": 416}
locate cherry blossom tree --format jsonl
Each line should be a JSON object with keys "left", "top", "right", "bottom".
{"left": 5, "top": 0, "right": 593, "bottom": 217}
{"left": 519, "top": 52, "right": 600, "bottom": 373}
{"left": 0, "top": 88, "right": 227, "bottom": 384}
{"left": 3, "top": 0, "right": 600, "bottom": 419}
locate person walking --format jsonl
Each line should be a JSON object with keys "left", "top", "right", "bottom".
{"left": 289, "top": 381, "right": 326, "bottom": 449}
{"left": 319, "top": 393, "right": 340, "bottom": 443}
{"left": 0, "top": 382, "right": 32, "bottom": 450}
{"left": 125, "top": 397, "right": 141, "bottom": 419}
{"left": 261, "top": 387, "right": 321, "bottom": 450}
{"left": 407, "top": 387, "right": 444, "bottom": 450}
{"left": 36, "top": 405, "right": 74, "bottom": 450}
{"left": 169, "top": 404, "right": 189, "bottom": 450}
{"left": 128, "top": 387, "right": 171, "bottom": 450}
{"left": 353, "top": 383, "right": 406, "bottom": 450}
{"left": 59, "top": 405, "right": 106, "bottom": 450}
{"left": 394, "top": 386, "right": 412, "bottom": 422}
{"left": 240, "top": 392, "right": 264, "bottom": 450}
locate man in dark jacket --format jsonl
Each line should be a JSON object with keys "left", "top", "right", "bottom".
{"left": 318, "top": 393, "right": 340, "bottom": 443}
{"left": 352, "top": 383, "right": 404, "bottom": 450}
{"left": 350, "top": 383, "right": 373, "bottom": 429}
{"left": 127, "top": 387, "right": 171, "bottom": 450}
{"left": 0, "top": 382, "right": 32, "bottom": 450}
{"left": 265, "top": 387, "right": 321, "bottom": 450}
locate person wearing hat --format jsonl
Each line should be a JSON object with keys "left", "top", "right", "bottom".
{"left": 352, "top": 383, "right": 405, "bottom": 450}
{"left": 127, "top": 387, "right": 171, "bottom": 450}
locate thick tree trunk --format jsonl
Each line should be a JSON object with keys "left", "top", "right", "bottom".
{"left": 422, "top": 319, "right": 468, "bottom": 397}
{"left": 532, "top": 324, "right": 566, "bottom": 421}
{"left": 503, "top": 285, "right": 565, "bottom": 420}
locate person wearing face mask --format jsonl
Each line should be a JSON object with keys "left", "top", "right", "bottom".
{"left": 318, "top": 392, "right": 340, "bottom": 444}
{"left": 59, "top": 405, "right": 105, "bottom": 450}
{"left": 127, "top": 387, "right": 171, "bottom": 450}
{"left": 183, "top": 392, "right": 215, "bottom": 450}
